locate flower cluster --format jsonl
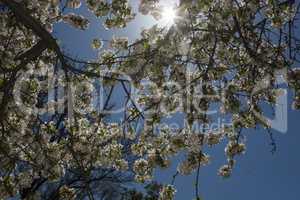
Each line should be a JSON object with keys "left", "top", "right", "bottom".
{"left": 139, "top": 0, "right": 162, "bottom": 20}
{"left": 133, "top": 159, "right": 153, "bottom": 183}
{"left": 86, "top": 0, "right": 135, "bottom": 29}
{"left": 67, "top": 0, "right": 81, "bottom": 9}
{"left": 159, "top": 184, "right": 176, "bottom": 200}
{"left": 178, "top": 152, "right": 210, "bottom": 175}
{"left": 62, "top": 13, "right": 90, "bottom": 30}
{"left": 91, "top": 38, "right": 103, "bottom": 50}
{"left": 218, "top": 164, "right": 232, "bottom": 178}
{"left": 288, "top": 69, "right": 300, "bottom": 109}
{"left": 225, "top": 142, "right": 246, "bottom": 158}
{"left": 110, "top": 36, "right": 128, "bottom": 50}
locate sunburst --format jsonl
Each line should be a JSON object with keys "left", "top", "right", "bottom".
{"left": 160, "top": 7, "right": 177, "bottom": 26}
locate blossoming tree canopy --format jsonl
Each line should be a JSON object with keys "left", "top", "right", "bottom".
{"left": 0, "top": 0, "right": 300, "bottom": 199}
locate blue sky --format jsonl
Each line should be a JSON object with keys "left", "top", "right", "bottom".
{"left": 54, "top": 1, "right": 300, "bottom": 199}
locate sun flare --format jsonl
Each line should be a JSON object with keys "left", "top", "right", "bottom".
{"left": 161, "top": 7, "right": 177, "bottom": 26}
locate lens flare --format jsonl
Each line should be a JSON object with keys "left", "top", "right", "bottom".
{"left": 161, "top": 7, "right": 176, "bottom": 26}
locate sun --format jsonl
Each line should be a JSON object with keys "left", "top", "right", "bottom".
{"left": 160, "top": 7, "right": 177, "bottom": 26}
